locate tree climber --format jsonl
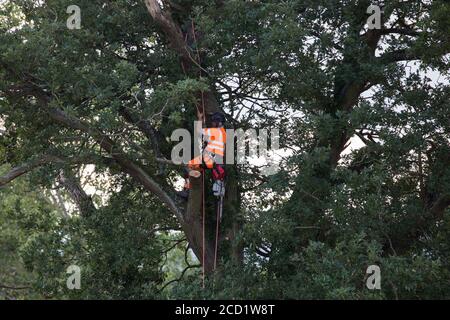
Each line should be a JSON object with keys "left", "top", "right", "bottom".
{"left": 178, "top": 112, "right": 227, "bottom": 200}
{"left": 189, "top": 111, "right": 226, "bottom": 176}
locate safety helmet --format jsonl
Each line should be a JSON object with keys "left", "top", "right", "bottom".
{"left": 210, "top": 112, "right": 225, "bottom": 123}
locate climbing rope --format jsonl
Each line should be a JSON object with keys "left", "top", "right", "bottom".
{"left": 192, "top": 19, "right": 209, "bottom": 289}
{"left": 214, "top": 196, "right": 221, "bottom": 270}
{"left": 183, "top": 19, "right": 223, "bottom": 288}
{"left": 201, "top": 92, "right": 206, "bottom": 289}
{"left": 202, "top": 160, "right": 206, "bottom": 288}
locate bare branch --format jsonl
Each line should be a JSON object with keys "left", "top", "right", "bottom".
{"left": 377, "top": 49, "right": 422, "bottom": 64}
{"left": 157, "top": 264, "right": 200, "bottom": 293}
{"left": 119, "top": 106, "right": 164, "bottom": 160}
{"left": 379, "top": 27, "right": 421, "bottom": 37}
{"left": 255, "top": 247, "right": 271, "bottom": 258}
{"left": 0, "top": 284, "right": 31, "bottom": 290}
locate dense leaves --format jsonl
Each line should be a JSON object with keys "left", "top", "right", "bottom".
{"left": 1, "top": 0, "right": 449, "bottom": 299}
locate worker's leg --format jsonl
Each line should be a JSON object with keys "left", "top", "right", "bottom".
{"left": 188, "top": 155, "right": 203, "bottom": 170}
{"left": 188, "top": 152, "right": 217, "bottom": 177}
{"left": 188, "top": 155, "right": 203, "bottom": 178}
{"left": 188, "top": 155, "right": 203, "bottom": 168}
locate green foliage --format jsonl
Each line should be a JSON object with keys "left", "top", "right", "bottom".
{"left": 0, "top": 165, "right": 57, "bottom": 299}
{"left": 1, "top": 0, "right": 449, "bottom": 300}
{"left": 18, "top": 183, "right": 170, "bottom": 299}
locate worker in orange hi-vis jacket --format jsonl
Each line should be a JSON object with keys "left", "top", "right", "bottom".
{"left": 188, "top": 111, "right": 226, "bottom": 177}
{"left": 178, "top": 111, "right": 226, "bottom": 200}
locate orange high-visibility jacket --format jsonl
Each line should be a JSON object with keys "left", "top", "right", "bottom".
{"left": 203, "top": 127, "right": 226, "bottom": 157}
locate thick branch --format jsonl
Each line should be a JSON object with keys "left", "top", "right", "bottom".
{"left": 144, "top": 0, "right": 221, "bottom": 117}
{"left": 119, "top": 107, "right": 163, "bottom": 159}
{"left": 46, "top": 107, "right": 183, "bottom": 221}
{"left": 0, "top": 284, "right": 31, "bottom": 290}
{"left": 379, "top": 28, "right": 421, "bottom": 37}
{"left": 377, "top": 49, "right": 422, "bottom": 64}
{"left": 0, "top": 155, "right": 63, "bottom": 187}
{"left": 144, "top": 0, "right": 187, "bottom": 57}
{"left": 58, "top": 169, "right": 96, "bottom": 217}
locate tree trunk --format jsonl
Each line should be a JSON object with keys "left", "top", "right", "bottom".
{"left": 144, "top": 1, "right": 244, "bottom": 274}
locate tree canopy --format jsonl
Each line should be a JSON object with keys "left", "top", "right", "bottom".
{"left": 0, "top": 0, "right": 449, "bottom": 299}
